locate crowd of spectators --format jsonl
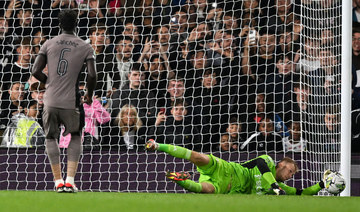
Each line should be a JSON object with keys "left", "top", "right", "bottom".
{"left": 0, "top": 0, "right": 357, "bottom": 153}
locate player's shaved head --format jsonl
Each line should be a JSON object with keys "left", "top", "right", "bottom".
{"left": 58, "top": 9, "right": 77, "bottom": 32}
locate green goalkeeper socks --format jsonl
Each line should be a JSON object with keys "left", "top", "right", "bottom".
{"left": 158, "top": 144, "right": 192, "bottom": 160}
{"left": 157, "top": 144, "right": 203, "bottom": 193}
{"left": 176, "top": 179, "right": 203, "bottom": 193}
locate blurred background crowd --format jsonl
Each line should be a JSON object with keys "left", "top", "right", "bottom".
{"left": 0, "top": 0, "right": 358, "bottom": 154}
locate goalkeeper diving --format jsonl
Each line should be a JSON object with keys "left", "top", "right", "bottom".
{"left": 145, "top": 139, "right": 335, "bottom": 195}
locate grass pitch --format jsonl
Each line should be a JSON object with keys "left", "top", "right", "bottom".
{"left": 1, "top": 191, "right": 358, "bottom": 212}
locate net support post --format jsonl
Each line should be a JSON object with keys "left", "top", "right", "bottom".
{"left": 340, "top": 0, "right": 352, "bottom": 197}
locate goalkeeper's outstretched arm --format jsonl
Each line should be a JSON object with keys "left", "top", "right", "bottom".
{"left": 279, "top": 181, "right": 324, "bottom": 195}
{"left": 279, "top": 170, "right": 332, "bottom": 195}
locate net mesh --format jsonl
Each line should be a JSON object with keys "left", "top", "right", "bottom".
{"left": 0, "top": 0, "right": 342, "bottom": 193}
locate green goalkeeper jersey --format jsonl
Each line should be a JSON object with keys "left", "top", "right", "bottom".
{"left": 227, "top": 155, "right": 322, "bottom": 195}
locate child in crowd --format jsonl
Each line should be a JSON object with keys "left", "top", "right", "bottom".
{"left": 282, "top": 121, "right": 307, "bottom": 152}
{"left": 219, "top": 133, "right": 238, "bottom": 151}
{"left": 226, "top": 116, "right": 244, "bottom": 146}
{"left": 240, "top": 117, "right": 283, "bottom": 153}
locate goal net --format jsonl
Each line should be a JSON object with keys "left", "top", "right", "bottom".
{"left": 0, "top": 0, "right": 342, "bottom": 193}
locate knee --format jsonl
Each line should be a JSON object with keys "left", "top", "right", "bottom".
{"left": 45, "top": 139, "right": 60, "bottom": 164}
{"left": 48, "top": 148, "right": 60, "bottom": 158}
{"left": 69, "top": 134, "right": 81, "bottom": 145}
{"left": 191, "top": 152, "right": 209, "bottom": 166}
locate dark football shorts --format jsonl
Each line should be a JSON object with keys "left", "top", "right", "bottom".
{"left": 42, "top": 106, "right": 84, "bottom": 139}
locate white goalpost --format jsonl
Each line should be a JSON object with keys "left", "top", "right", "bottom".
{"left": 340, "top": 0, "right": 352, "bottom": 197}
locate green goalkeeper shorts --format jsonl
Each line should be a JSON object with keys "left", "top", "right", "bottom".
{"left": 197, "top": 154, "right": 233, "bottom": 194}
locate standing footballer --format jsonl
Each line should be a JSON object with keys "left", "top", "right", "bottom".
{"left": 32, "top": 9, "right": 97, "bottom": 193}
{"left": 145, "top": 139, "right": 338, "bottom": 195}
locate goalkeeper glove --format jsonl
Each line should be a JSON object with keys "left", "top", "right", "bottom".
{"left": 271, "top": 183, "right": 286, "bottom": 195}
{"left": 320, "top": 169, "right": 333, "bottom": 189}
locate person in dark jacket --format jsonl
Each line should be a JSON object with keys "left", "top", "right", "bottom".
{"left": 110, "top": 63, "right": 156, "bottom": 127}
{"left": 148, "top": 98, "right": 201, "bottom": 151}
{"left": 240, "top": 117, "right": 283, "bottom": 154}
{"left": 85, "top": 22, "right": 120, "bottom": 97}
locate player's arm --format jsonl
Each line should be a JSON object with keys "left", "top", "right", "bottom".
{"left": 84, "top": 58, "right": 97, "bottom": 105}
{"left": 32, "top": 54, "right": 48, "bottom": 84}
{"left": 279, "top": 171, "right": 330, "bottom": 195}
{"left": 300, "top": 182, "right": 324, "bottom": 195}
{"left": 295, "top": 170, "right": 330, "bottom": 195}
{"left": 279, "top": 181, "right": 324, "bottom": 195}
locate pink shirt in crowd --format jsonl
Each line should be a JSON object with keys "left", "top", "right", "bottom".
{"left": 59, "top": 99, "right": 111, "bottom": 148}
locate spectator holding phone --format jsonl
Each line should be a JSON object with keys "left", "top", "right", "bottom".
{"left": 169, "top": 8, "right": 189, "bottom": 44}
{"left": 206, "top": 1, "right": 223, "bottom": 31}
{"left": 77, "top": 0, "right": 106, "bottom": 38}
{"left": 241, "top": 28, "right": 277, "bottom": 86}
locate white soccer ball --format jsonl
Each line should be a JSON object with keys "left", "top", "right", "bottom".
{"left": 325, "top": 172, "right": 346, "bottom": 195}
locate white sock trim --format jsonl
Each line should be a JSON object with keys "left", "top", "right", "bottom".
{"left": 185, "top": 149, "right": 192, "bottom": 160}
{"left": 66, "top": 176, "right": 75, "bottom": 185}
{"left": 55, "top": 179, "right": 64, "bottom": 187}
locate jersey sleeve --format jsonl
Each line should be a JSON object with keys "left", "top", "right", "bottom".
{"left": 257, "top": 155, "right": 277, "bottom": 185}
{"left": 85, "top": 44, "right": 95, "bottom": 61}
{"left": 241, "top": 155, "right": 278, "bottom": 189}
{"left": 259, "top": 155, "right": 276, "bottom": 169}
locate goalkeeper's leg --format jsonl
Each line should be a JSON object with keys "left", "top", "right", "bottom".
{"left": 174, "top": 180, "right": 215, "bottom": 193}
{"left": 166, "top": 170, "right": 215, "bottom": 193}
{"left": 146, "top": 139, "right": 215, "bottom": 193}
{"left": 145, "top": 139, "right": 210, "bottom": 166}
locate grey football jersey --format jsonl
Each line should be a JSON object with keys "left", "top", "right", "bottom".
{"left": 38, "top": 34, "right": 95, "bottom": 109}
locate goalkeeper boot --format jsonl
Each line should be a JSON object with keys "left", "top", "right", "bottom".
{"left": 64, "top": 183, "right": 79, "bottom": 193}
{"left": 56, "top": 183, "right": 65, "bottom": 193}
{"left": 145, "top": 139, "right": 159, "bottom": 151}
{"left": 166, "top": 170, "right": 191, "bottom": 181}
